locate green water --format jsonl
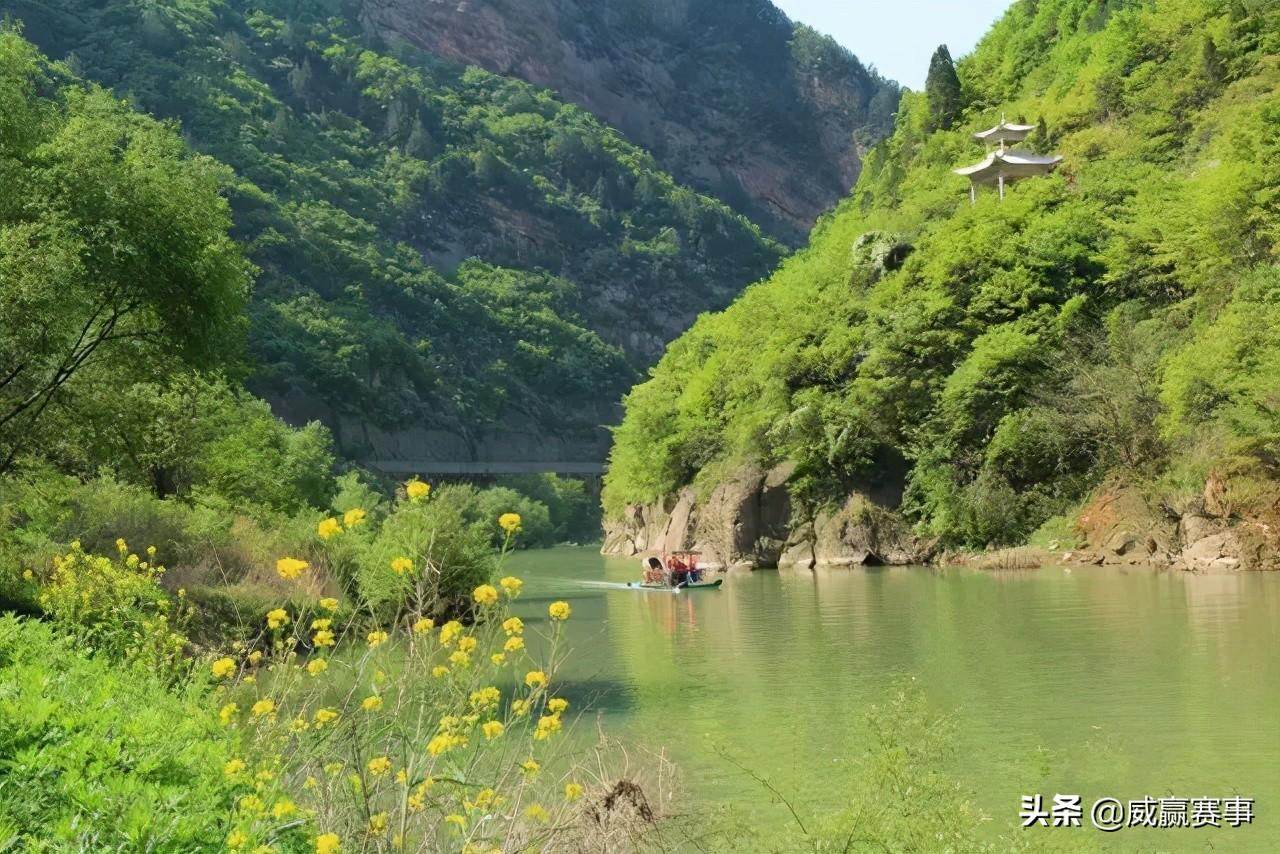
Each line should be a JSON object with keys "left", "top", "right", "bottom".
{"left": 505, "top": 547, "right": 1280, "bottom": 850}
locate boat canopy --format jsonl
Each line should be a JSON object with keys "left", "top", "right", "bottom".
{"left": 953, "top": 148, "right": 1062, "bottom": 185}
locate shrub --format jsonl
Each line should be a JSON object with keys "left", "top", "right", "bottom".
{"left": 0, "top": 616, "right": 242, "bottom": 850}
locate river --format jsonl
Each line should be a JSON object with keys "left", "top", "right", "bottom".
{"left": 503, "top": 547, "right": 1279, "bottom": 850}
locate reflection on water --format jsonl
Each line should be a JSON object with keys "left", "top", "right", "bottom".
{"left": 506, "top": 548, "right": 1280, "bottom": 849}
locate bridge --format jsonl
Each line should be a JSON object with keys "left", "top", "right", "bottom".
{"left": 366, "top": 460, "right": 607, "bottom": 476}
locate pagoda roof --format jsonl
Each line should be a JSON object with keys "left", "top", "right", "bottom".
{"left": 953, "top": 148, "right": 1063, "bottom": 184}
{"left": 974, "top": 120, "right": 1036, "bottom": 142}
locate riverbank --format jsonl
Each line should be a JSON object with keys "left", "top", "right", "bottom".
{"left": 602, "top": 464, "right": 1280, "bottom": 574}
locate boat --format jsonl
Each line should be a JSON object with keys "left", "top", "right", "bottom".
{"left": 626, "top": 578, "right": 723, "bottom": 593}
{"left": 629, "top": 550, "right": 722, "bottom": 592}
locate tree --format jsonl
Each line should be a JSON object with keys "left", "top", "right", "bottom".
{"left": 924, "top": 44, "right": 964, "bottom": 131}
{"left": 0, "top": 31, "right": 251, "bottom": 473}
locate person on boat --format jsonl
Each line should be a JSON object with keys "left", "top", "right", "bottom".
{"left": 643, "top": 556, "right": 665, "bottom": 584}
{"left": 666, "top": 554, "right": 690, "bottom": 586}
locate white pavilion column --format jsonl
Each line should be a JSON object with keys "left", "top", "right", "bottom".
{"left": 997, "top": 174, "right": 1005, "bottom": 201}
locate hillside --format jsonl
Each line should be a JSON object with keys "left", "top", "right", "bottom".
{"left": 361, "top": 0, "right": 902, "bottom": 243}
{"left": 602, "top": 0, "right": 1280, "bottom": 570}
{"left": 7, "top": 0, "right": 805, "bottom": 465}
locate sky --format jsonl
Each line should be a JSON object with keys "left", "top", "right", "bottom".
{"left": 771, "top": 1, "right": 1017, "bottom": 89}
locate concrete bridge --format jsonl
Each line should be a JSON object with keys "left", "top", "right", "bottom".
{"left": 366, "top": 460, "right": 607, "bottom": 476}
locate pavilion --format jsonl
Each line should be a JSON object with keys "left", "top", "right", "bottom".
{"left": 955, "top": 115, "right": 1062, "bottom": 203}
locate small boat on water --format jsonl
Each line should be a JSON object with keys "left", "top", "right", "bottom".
{"left": 626, "top": 578, "right": 723, "bottom": 592}
{"left": 629, "top": 551, "right": 721, "bottom": 593}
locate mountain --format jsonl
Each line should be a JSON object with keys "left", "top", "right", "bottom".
{"left": 602, "top": 0, "right": 1280, "bottom": 571}
{"left": 8, "top": 0, "right": 891, "bottom": 466}
{"left": 360, "top": 0, "right": 901, "bottom": 244}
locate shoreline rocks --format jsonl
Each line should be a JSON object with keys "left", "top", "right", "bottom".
{"left": 604, "top": 467, "right": 1279, "bottom": 574}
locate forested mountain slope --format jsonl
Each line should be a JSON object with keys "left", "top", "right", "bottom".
{"left": 603, "top": 0, "right": 1280, "bottom": 568}
{"left": 361, "top": 0, "right": 901, "bottom": 243}
{"left": 8, "top": 0, "right": 795, "bottom": 463}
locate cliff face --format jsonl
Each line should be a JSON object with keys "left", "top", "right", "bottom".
{"left": 601, "top": 463, "right": 935, "bottom": 569}
{"left": 360, "top": 0, "right": 900, "bottom": 243}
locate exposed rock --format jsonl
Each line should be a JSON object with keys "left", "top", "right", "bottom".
{"left": 1182, "top": 532, "right": 1242, "bottom": 573}
{"left": 360, "top": 0, "right": 900, "bottom": 243}
{"left": 603, "top": 463, "right": 931, "bottom": 568}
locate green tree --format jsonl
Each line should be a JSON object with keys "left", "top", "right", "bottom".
{"left": 0, "top": 30, "right": 250, "bottom": 473}
{"left": 924, "top": 44, "right": 964, "bottom": 131}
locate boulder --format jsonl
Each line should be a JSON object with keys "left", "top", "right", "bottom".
{"left": 1181, "top": 532, "right": 1242, "bottom": 573}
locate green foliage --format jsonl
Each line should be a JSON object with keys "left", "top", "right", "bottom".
{"left": 0, "top": 29, "right": 251, "bottom": 473}
{"left": 0, "top": 615, "right": 239, "bottom": 850}
{"left": 605, "top": 0, "right": 1280, "bottom": 546}
{"left": 7, "top": 3, "right": 786, "bottom": 450}
{"left": 925, "top": 44, "right": 965, "bottom": 131}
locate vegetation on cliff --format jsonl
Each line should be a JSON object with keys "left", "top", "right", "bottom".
{"left": 8, "top": 0, "right": 785, "bottom": 453}
{"left": 604, "top": 0, "right": 1280, "bottom": 549}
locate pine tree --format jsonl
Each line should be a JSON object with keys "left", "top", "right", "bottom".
{"left": 924, "top": 45, "right": 964, "bottom": 131}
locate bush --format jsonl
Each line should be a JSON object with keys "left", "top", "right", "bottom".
{"left": 0, "top": 616, "right": 242, "bottom": 850}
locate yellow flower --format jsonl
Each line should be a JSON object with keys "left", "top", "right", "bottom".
{"left": 448, "top": 650, "right": 470, "bottom": 667}
{"left": 219, "top": 702, "right": 239, "bottom": 725}
{"left": 438, "top": 620, "right": 462, "bottom": 645}
{"left": 21, "top": 569, "right": 32, "bottom": 581}
{"left": 469, "top": 686, "right": 501, "bottom": 710}
{"left": 324, "top": 761, "right": 344, "bottom": 776}
{"left": 565, "top": 782, "right": 584, "bottom": 801}
{"left": 314, "top": 707, "right": 339, "bottom": 726}
{"left": 275, "top": 557, "right": 309, "bottom": 580}
{"left": 502, "top": 616, "right": 524, "bottom": 636}
{"left": 405, "top": 479, "right": 430, "bottom": 501}
{"left": 307, "top": 659, "right": 328, "bottom": 676}
{"left": 212, "top": 657, "right": 236, "bottom": 679}
{"left": 319, "top": 597, "right": 339, "bottom": 611}
{"left": 490, "top": 652, "right": 506, "bottom": 665}
{"left": 511, "top": 699, "right": 530, "bottom": 716}
{"left": 315, "top": 832, "right": 341, "bottom": 854}
{"left": 366, "top": 630, "right": 388, "bottom": 648}
{"left": 227, "top": 830, "right": 248, "bottom": 848}
{"left": 266, "top": 608, "right": 289, "bottom": 630}
{"left": 312, "top": 629, "right": 335, "bottom": 647}
{"left": 412, "top": 617, "right": 434, "bottom": 634}
{"left": 482, "top": 720, "right": 504, "bottom": 739}
{"left": 272, "top": 799, "right": 296, "bottom": 818}
{"left": 525, "top": 670, "right": 547, "bottom": 689}
{"left": 361, "top": 695, "right": 383, "bottom": 712}
{"left": 445, "top": 814, "right": 466, "bottom": 829}
{"left": 343, "top": 508, "right": 367, "bottom": 528}
{"left": 224, "top": 758, "right": 246, "bottom": 777}
{"left": 317, "top": 517, "right": 342, "bottom": 540}
{"left": 248, "top": 650, "right": 263, "bottom": 666}
{"left": 367, "top": 756, "right": 392, "bottom": 776}
{"left": 520, "top": 758, "right": 540, "bottom": 775}
{"left": 146, "top": 545, "right": 156, "bottom": 557}
{"left": 311, "top": 617, "right": 332, "bottom": 630}
{"left": 367, "top": 811, "right": 388, "bottom": 837}
{"left": 115, "top": 538, "right": 127, "bottom": 554}
{"left": 499, "top": 575, "right": 523, "bottom": 596}
{"left": 250, "top": 698, "right": 276, "bottom": 717}
{"left": 547, "top": 697, "right": 569, "bottom": 714}
{"left": 289, "top": 716, "right": 310, "bottom": 733}
{"left": 390, "top": 557, "right": 413, "bottom": 574}
{"left": 457, "top": 636, "right": 477, "bottom": 653}
{"left": 427, "top": 733, "right": 460, "bottom": 756}
{"left": 549, "top": 600, "right": 572, "bottom": 621}
{"left": 525, "top": 803, "right": 550, "bottom": 823}
{"left": 472, "top": 584, "right": 498, "bottom": 605}
{"left": 498, "top": 512, "right": 522, "bottom": 533}
{"left": 431, "top": 665, "right": 450, "bottom": 678}
{"left": 503, "top": 636, "right": 524, "bottom": 653}
{"left": 534, "top": 713, "right": 562, "bottom": 740}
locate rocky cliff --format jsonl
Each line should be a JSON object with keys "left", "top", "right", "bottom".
{"left": 360, "top": 0, "right": 900, "bottom": 243}
{"left": 601, "top": 463, "right": 935, "bottom": 568}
